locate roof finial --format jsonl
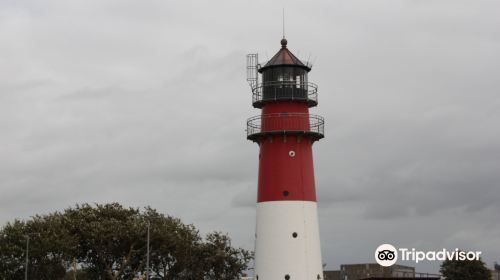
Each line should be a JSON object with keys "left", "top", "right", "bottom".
{"left": 281, "top": 38, "right": 287, "bottom": 48}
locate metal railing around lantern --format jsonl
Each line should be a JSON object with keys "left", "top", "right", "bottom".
{"left": 251, "top": 81, "right": 318, "bottom": 108}
{"left": 246, "top": 113, "right": 324, "bottom": 142}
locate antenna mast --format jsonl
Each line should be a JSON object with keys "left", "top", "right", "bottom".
{"left": 282, "top": 8, "right": 285, "bottom": 39}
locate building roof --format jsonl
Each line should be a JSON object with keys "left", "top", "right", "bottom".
{"left": 259, "top": 38, "right": 311, "bottom": 72}
{"left": 360, "top": 278, "right": 440, "bottom": 280}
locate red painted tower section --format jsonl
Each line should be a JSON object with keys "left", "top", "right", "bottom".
{"left": 247, "top": 39, "right": 325, "bottom": 280}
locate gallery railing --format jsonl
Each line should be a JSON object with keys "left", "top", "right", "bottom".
{"left": 251, "top": 81, "right": 318, "bottom": 108}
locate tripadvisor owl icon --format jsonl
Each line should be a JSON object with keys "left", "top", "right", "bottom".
{"left": 375, "top": 244, "right": 398, "bottom": 267}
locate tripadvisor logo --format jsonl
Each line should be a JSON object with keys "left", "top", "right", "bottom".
{"left": 375, "top": 244, "right": 482, "bottom": 267}
{"left": 375, "top": 244, "right": 398, "bottom": 267}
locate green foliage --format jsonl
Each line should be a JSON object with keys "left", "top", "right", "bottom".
{"left": 0, "top": 213, "right": 76, "bottom": 280}
{"left": 440, "top": 255, "right": 492, "bottom": 280}
{"left": 0, "top": 203, "right": 252, "bottom": 280}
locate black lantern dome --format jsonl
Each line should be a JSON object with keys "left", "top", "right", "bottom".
{"left": 258, "top": 39, "right": 311, "bottom": 73}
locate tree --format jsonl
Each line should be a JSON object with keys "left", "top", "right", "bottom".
{"left": 0, "top": 203, "right": 252, "bottom": 279}
{"left": 62, "top": 203, "right": 148, "bottom": 279}
{"left": 0, "top": 213, "right": 76, "bottom": 280}
{"left": 195, "top": 232, "right": 253, "bottom": 280}
{"left": 0, "top": 220, "right": 28, "bottom": 279}
{"left": 440, "top": 255, "right": 492, "bottom": 280}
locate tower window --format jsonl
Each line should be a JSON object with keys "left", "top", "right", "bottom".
{"left": 292, "top": 232, "right": 298, "bottom": 238}
{"left": 283, "top": 190, "right": 289, "bottom": 197}
{"left": 285, "top": 274, "right": 290, "bottom": 280}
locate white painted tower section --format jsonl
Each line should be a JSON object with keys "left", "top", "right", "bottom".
{"left": 254, "top": 201, "right": 323, "bottom": 279}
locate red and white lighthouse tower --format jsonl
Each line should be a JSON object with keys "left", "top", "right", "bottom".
{"left": 246, "top": 38, "right": 325, "bottom": 280}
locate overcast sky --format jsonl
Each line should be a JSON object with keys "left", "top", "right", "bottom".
{"left": 1, "top": 0, "right": 499, "bottom": 274}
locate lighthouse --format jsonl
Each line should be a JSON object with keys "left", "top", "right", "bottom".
{"left": 246, "top": 38, "right": 325, "bottom": 280}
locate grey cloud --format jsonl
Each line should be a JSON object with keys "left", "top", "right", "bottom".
{"left": 1, "top": 0, "right": 500, "bottom": 274}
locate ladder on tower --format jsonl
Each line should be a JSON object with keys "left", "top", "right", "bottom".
{"left": 246, "top": 54, "right": 259, "bottom": 90}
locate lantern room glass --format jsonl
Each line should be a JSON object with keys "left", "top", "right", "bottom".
{"left": 261, "top": 67, "right": 308, "bottom": 101}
